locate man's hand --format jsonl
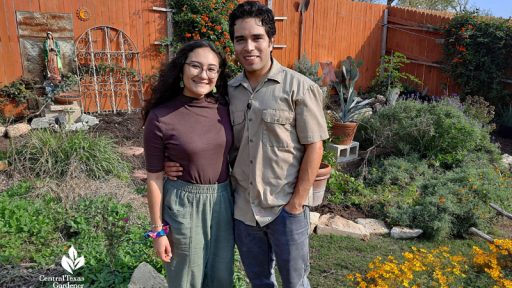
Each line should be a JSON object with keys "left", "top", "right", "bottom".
{"left": 284, "top": 199, "right": 304, "bottom": 215}
{"left": 164, "top": 162, "right": 183, "bottom": 180}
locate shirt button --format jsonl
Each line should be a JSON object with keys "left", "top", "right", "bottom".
{"left": 250, "top": 160, "right": 253, "bottom": 164}
{"left": 250, "top": 139, "right": 254, "bottom": 143}
{"left": 250, "top": 181, "right": 253, "bottom": 185}
{"left": 249, "top": 118, "right": 252, "bottom": 122}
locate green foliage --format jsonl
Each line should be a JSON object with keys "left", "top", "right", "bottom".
{"left": 293, "top": 53, "right": 322, "bottom": 86}
{"left": 0, "top": 182, "right": 66, "bottom": 265}
{"left": 168, "top": 0, "right": 241, "bottom": 76}
{"left": 0, "top": 78, "right": 36, "bottom": 104}
{"left": 357, "top": 154, "right": 512, "bottom": 240}
{"left": 443, "top": 12, "right": 512, "bottom": 106}
{"left": 357, "top": 100, "right": 499, "bottom": 167}
{"left": 327, "top": 172, "right": 370, "bottom": 205}
{"left": 462, "top": 95, "right": 496, "bottom": 132}
{"left": 12, "top": 130, "right": 130, "bottom": 180}
{"left": 368, "top": 52, "right": 421, "bottom": 96}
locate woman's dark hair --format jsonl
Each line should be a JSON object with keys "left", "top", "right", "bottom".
{"left": 143, "top": 40, "right": 229, "bottom": 123}
{"left": 228, "top": 1, "right": 276, "bottom": 42}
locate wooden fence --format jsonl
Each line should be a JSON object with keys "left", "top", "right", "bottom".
{"left": 1, "top": 0, "right": 505, "bottom": 113}
{"left": 0, "top": 0, "right": 168, "bottom": 112}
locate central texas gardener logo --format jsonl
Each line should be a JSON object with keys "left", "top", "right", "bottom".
{"left": 61, "top": 245, "right": 85, "bottom": 274}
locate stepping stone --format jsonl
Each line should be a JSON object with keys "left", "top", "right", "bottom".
{"left": 128, "top": 262, "right": 166, "bottom": 288}
{"left": 132, "top": 169, "right": 147, "bottom": 182}
{"left": 118, "top": 146, "right": 144, "bottom": 157}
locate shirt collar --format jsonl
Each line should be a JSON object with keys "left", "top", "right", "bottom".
{"left": 228, "top": 58, "right": 284, "bottom": 87}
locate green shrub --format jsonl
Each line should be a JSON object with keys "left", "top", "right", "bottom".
{"left": 357, "top": 100, "right": 499, "bottom": 167}
{"left": 12, "top": 130, "right": 130, "bottom": 180}
{"left": 327, "top": 172, "right": 370, "bottom": 206}
{"left": 462, "top": 96, "right": 495, "bottom": 132}
{"left": 0, "top": 182, "right": 66, "bottom": 265}
{"left": 293, "top": 53, "right": 322, "bottom": 86}
{"left": 361, "top": 155, "right": 512, "bottom": 240}
{"left": 443, "top": 12, "right": 512, "bottom": 106}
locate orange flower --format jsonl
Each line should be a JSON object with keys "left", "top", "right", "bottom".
{"left": 201, "top": 27, "right": 207, "bottom": 32}
{"left": 215, "top": 25, "right": 222, "bottom": 31}
{"left": 201, "top": 15, "right": 209, "bottom": 21}
{"left": 185, "top": 33, "right": 192, "bottom": 38}
{"left": 215, "top": 41, "right": 220, "bottom": 46}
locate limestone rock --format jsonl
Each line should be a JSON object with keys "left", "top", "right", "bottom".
{"left": 0, "top": 160, "right": 8, "bottom": 171}
{"left": 355, "top": 218, "right": 390, "bottom": 236}
{"left": 128, "top": 262, "right": 167, "bottom": 288}
{"left": 502, "top": 154, "right": 512, "bottom": 171}
{"left": 118, "top": 146, "right": 144, "bottom": 157}
{"left": 0, "top": 126, "right": 5, "bottom": 137}
{"left": 316, "top": 213, "right": 369, "bottom": 240}
{"left": 31, "top": 117, "right": 55, "bottom": 129}
{"left": 309, "top": 212, "right": 320, "bottom": 234}
{"left": 6, "top": 123, "right": 31, "bottom": 138}
{"left": 390, "top": 227, "right": 423, "bottom": 239}
{"left": 132, "top": 169, "right": 147, "bottom": 182}
{"left": 79, "top": 114, "right": 99, "bottom": 127}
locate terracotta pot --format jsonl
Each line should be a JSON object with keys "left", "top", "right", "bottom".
{"left": 54, "top": 92, "right": 81, "bottom": 105}
{"left": 331, "top": 121, "right": 358, "bottom": 145}
{"left": 0, "top": 99, "right": 28, "bottom": 118}
{"left": 311, "top": 162, "right": 332, "bottom": 206}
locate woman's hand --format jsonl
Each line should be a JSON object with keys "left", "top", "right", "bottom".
{"left": 153, "top": 236, "right": 172, "bottom": 262}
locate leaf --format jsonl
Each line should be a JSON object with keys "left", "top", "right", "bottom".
{"left": 68, "top": 245, "right": 78, "bottom": 261}
{"left": 61, "top": 256, "right": 74, "bottom": 274}
{"left": 74, "top": 256, "right": 85, "bottom": 270}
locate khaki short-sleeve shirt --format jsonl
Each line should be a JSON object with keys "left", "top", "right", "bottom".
{"left": 228, "top": 60, "right": 329, "bottom": 226}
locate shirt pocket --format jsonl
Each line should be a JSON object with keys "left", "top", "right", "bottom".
{"left": 230, "top": 110, "right": 246, "bottom": 147}
{"left": 262, "top": 109, "right": 295, "bottom": 148}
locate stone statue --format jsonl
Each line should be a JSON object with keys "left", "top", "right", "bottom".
{"left": 44, "top": 32, "right": 62, "bottom": 83}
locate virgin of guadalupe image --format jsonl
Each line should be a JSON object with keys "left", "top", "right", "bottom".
{"left": 44, "top": 31, "right": 62, "bottom": 83}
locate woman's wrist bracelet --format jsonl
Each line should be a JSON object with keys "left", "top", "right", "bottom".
{"left": 151, "top": 223, "right": 164, "bottom": 228}
{"left": 144, "top": 225, "right": 169, "bottom": 239}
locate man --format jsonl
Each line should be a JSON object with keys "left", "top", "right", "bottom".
{"left": 166, "top": 2, "right": 328, "bottom": 287}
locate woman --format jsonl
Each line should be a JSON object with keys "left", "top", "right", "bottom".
{"left": 143, "top": 40, "right": 233, "bottom": 288}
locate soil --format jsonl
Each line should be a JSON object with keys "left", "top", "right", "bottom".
{"left": 92, "top": 111, "right": 144, "bottom": 147}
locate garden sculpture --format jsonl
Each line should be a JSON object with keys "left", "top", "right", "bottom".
{"left": 44, "top": 32, "right": 62, "bottom": 84}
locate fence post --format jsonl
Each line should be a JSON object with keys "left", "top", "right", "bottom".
{"left": 380, "top": 9, "right": 389, "bottom": 75}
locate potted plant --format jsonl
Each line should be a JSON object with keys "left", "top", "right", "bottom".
{"left": 330, "top": 56, "right": 372, "bottom": 145}
{"left": 46, "top": 73, "right": 80, "bottom": 104}
{"left": 0, "top": 78, "right": 36, "bottom": 118}
{"left": 293, "top": 53, "right": 334, "bottom": 206}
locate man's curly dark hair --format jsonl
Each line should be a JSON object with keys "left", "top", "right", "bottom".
{"left": 228, "top": 1, "right": 276, "bottom": 42}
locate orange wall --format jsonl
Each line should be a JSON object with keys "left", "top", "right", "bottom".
{"left": 0, "top": 0, "right": 167, "bottom": 86}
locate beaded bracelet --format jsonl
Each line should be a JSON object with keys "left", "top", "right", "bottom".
{"left": 144, "top": 225, "right": 169, "bottom": 239}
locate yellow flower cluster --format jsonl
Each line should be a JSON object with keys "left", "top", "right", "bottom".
{"left": 472, "top": 239, "right": 512, "bottom": 288}
{"left": 347, "top": 246, "right": 467, "bottom": 288}
{"left": 348, "top": 240, "right": 512, "bottom": 288}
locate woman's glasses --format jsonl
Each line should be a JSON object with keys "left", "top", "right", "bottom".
{"left": 185, "top": 62, "right": 219, "bottom": 78}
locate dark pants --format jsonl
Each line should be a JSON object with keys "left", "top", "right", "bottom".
{"left": 234, "top": 207, "right": 311, "bottom": 288}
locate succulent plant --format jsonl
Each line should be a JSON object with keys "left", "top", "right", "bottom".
{"left": 332, "top": 56, "right": 372, "bottom": 123}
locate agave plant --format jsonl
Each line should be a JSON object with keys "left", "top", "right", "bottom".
{"left": 332, "top": 56, "right": 372, "bottom": 123}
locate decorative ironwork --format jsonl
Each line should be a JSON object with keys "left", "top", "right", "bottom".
{"left": 74, "top": 26, "right": 143, "bottom": 113}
